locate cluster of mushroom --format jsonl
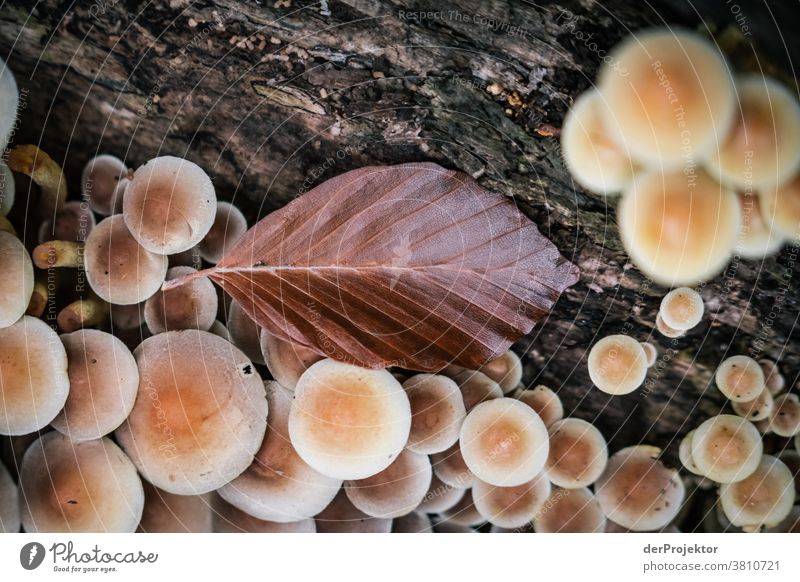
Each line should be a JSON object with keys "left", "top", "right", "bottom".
{"left": 562, "top": 28, "right": 800, "bottom": 287}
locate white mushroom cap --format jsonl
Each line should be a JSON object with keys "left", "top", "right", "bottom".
{"left": 454, "top": 369, "right": 503, "bottom": 411}
{"left": 759, "top": 359, "right": 785, "bottom": 395}
{"left": 144, "top": 266, "right": 218, "bottom": 333}
{"left": 0, "top": 460, "right": 19, "bottom": 532}
{"left": 595, "top": 445, "right": 685, "bottom": 531}
{"left": 0, "top": 160, "right": 15, "bottom": 216}
{"left": 392, "top": 511, "right": 433, "bottom": 533}
{"left": 598, "top": 28, "right": 735, "bottom": 168}
{"left": 731, "top": 387, "right": 774, "bottom": 422}
{"left": 344, "top": 449, "right": 432, "bottom": 518}
{"left": 212, "top": 494, "right": 316, "bottom": 533}
{"left": 768, "top": 393, "right": 800, "bottom": 437}
{"left": 587, "top": 334, "right": 648, "bottom": 395}
{"left": 403, "top": 373, "right": 466, "bottom": 454}
{"left": 416, "top": 472, "right": 466, "bottom": 513}
{"left": 116, "top": 330, "right": 268, "bottom": 494}
{"left": 459, "top": 397, "right": 549, "bottom": 487}
{"left": 514, "top": 384, "right": 564, "bottom": 427}
{"left": 430, "top": 442, "right": 475, "bottom": 489}
{"left": 690, "top": 414, "right": 762, "bottom": 483}
{"left": 656, "top": 314, "right": 685, "bottom": 338}
{"left": 197, "top": 201, "right": 248, "bottom": 263}
{"left": 764, "top": 506, "right": 800, "bottom": 533}
{"left": 259, "top": 329, "right": 323, "bottom": 389}
{"left": 473, "top": 472, "right": 551, "bottom": 528}
{"left": 619, "top": 170, "right": 741, "bottom": 286}
{"left": 719, "top": 455, "right": 795, "bottom": 531}
{"left": 706, "top": 76, "right": 800, "bottom": 190}
{"left": 0, "top": 316, "right": 69, "bottom": 435}
{"left": 0, "top": 231, "right": 33, "bottom": 328}
{"left": 679, "top": 430, "right": 703, "bottom": 475}
{"left": 218, "top": 381, "right": 341, "bottom": 522}
{"left": 51, "top": 330, "right": 139, "bottom": 442}
{"left": 736, "top": 194, "right": 785, "bottom": 259}
{"left": 227, "top": 299, "right": 266, "bottom": 365}
{"left": 545, "top": 418, "right": 608, "bottom": 488}
{"left": 561, "top": 89, "right": 635, "bottom": 195}
{"left": 137, "top": 482, "right": 211, "bottom": 532}
{"left": 761, "top": 175, "right": 800, "bottom": 239}
{"left": 479, "top": 350, "right": 524, "bottom": 394}
{"left": 288, "top": 360, "right": 411, "bottom": 480}
{"left": 659, "top": 287, "right": 704, "bottom": 331}
{"left": 533, "top": 487, "right": 606, "bottom": 533}
{"left": 640, "top": 342, "right": 657, "bottom": 367}
{"left": 715, "top": 355, "right": 766, "bottom": 402}
{"left": 314, "top": 489, "right": 392, "bottom": 533}
{"left": 81, "top": 155, "right": 128, "bottom": 216}
{"left": 19, "top": 433, "right": 144, "bottom": 532}
{"left": 123, "top": 156, "right": 216, "bottom": 254}
{"left": 85, "top": 215, "right": 168, "bottom": 305}
{"left": 0, "top": 57, "right": 19, "bottom": 153}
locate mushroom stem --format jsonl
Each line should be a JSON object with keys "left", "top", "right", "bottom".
{"left": 32, "top": 240, "right": 84, "bottom": 269}
{"left": 6, "top": 145, "right": 67, "bottom": 217}
{"left": 25, "top": 279, "right": 48, "bottom": 318}
{"left": 57, "top": 297, "right": 109, "bottom": 333}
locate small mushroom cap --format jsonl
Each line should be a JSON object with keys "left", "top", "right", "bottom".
{"left": 473, "top": 472, "right": 551, "bottom": 528}
{"left": 198, "top": 201, "right": 248, "bottom": 263}
{"left": 706, "top": 76, "right": 800, "bottom": 190}
{"left": 116, "top": 330, "right": 268, "bottom": 494}
{"left": 656, "top": 313, "right": 685, "bottom": 338}
{"left": 0, "top": 316, "right": 69, "bottom": 435}
{"left": 561, "top": 89, "right": 635, "bottom": 195}
{"left": 459, "top": 397, "right": 549, "bottom": 487}
{"left": 719, "top": 455, "right": 795, "bottom": 530}
{"left": 587, "top": 334, "right": 648, "bottom": 395}
{"left": 109, "top": 302, "right": 145, "bottom": 331}
{"left": 0, "top": 460, "right": 19, "bottom": 532}
{"left": 440, "top": 488, "right": 485, "bottom": 527}
{"left": 208, "top": 319, "right": 231, "bottom": 340}
{"left": 37, "top": 200, "right": 96, "bottom": 244}
{"left": 690, "top": 414, "right": 762, "bottom": 483}
{"left": 137, "top": 482, "right": 211, "bottom": 533}
{"left": 595, "top": 445, "right": 685, "bottom": 531}
{"left": 640, "top": 342, "right": 657, "bottom": 367}
{"left": 81, "top": 155, "right": 128, "bottom": 216}
{"left": 218, "top": 381, "right": 341, "bottom": 522}
{"left": 599, "top": 29, "right": 735, "bottom": 167}
{"left": 345, "top": 448, "right": 432, "bottom": 518}
{"left": 759, "top": 359, "right": 785, "bottom": 395}
{"left": 736, "top": 194, "right": 785, "bottom": 259}
{"left": 679, "top": 430, "right": 703, "bottom": 475}
{"left": 533, "top": 487, "right": 606, "bottom": 533}
{"left": 288, "top": 359, "right": 411, "bottom": 480}
{"left": 761, "top": 175, "right": 800, "bottom": 239}
{"left": 392, "top": 511, "right": 433, "bottom": 533}
{"left": 544, "top": 418, "right": 608, "bottom": 488}
{"left": 768, "top": 393, "right": 800, "bottom": 437}
{"left": 259, "top": 329, "right": 323, "bottom": 390}
{"left": 85, "top": 215, "right": 168, "bottom": 305}
{"left": 619, "top": 170, "right": 741, "bottom": 286}
{"left": 659, "top": 287, "right": 704, "bottom": 331}
{"left": 227, "top": 299, "right": 266, "bottom": 365}
{"left": 123, "top": 156, "right": 216, "bottom": 254}
{"left": 0, "top": 160, "right": 15, "bottom": 215}
{"left": 19, "top": 432, "right": 144, "bottom": 532}
{"left": 430, "top": 442, "right": 475, "bottom": 489}
{"left": 479, "top": 351, "right": 523, "bottom": 394}
{"left": 212, "top": 494, "right": 316, "bottom": 533}
{"left": 454, "top": 369, "right": 503, "bottom": 411}
{"left": 731, "top": 387, "right": 774, "bottom": 422}
{"left": 417, "top": 472, "right": 466, "bottom": 513}
{"left": 403, "top": 373, "right": 466, "bottom": 455}
{"left": 51, "top": 329, "right": 139, "bottom": 442}
{"left": 514, "top": 384, "right": 564, "bottom": 427}
{"left": 314, "top": 489, "right": 392, "bottom": 533}
{"left": 0, "top": 58, "right": 18, "bottom": 153}
{"left": 144, "top": 266, "right": 218, "bottom": 333}
{"left": 715, "top": 355, "right": 766, "bottom": 402}
{"left": 0, "top": 231, "right": 33, "bottom": 328}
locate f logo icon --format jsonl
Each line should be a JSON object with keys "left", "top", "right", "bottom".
{"left": 20, "top": 542, "right": 45, "bottom": 570}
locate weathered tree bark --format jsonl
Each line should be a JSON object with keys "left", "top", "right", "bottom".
{"left": 1, "top": 0, "right": 798, "bottom": 467}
